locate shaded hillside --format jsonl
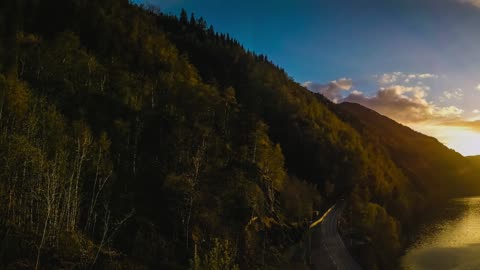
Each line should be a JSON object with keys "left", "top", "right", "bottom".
{"left": 0, "top": 1, "right": 475, "bottom": 270}
{"left": 465, "top": 156, "right": 480, "bottom": 187}
{"left": 337, "top": 102, "right": 473, "bottom": 199}
{"left": 467, "top": 155, "right": 480, "bottom": 164}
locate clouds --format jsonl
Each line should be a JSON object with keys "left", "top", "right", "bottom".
{"left": 302, "top": 78, "right": 352, "bottom": 102}
{"left": 302, "top": 66, "right": 480, "bottom": 154}
{"left": 302, "top": 70, "right": 480, "bottom": 133}
{"left": 458, "top": 0, "right": 480, "bottom": 8}
{"left": 342, "top": 85, "right": 463, "bottom": 123}
{"left": 376, "top": 72, "right": 438, "bottom": 85}
{"left": 303, "top": 72, "right": 468, "bottom": 124}
{"left": 441, "top": 88, "right": 463, "bottom": 101}
{"left": 377, "top": 72, "right": 404, "bottom": 85}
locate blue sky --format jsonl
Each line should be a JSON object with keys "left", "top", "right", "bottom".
{"left": 134, "top": 0, "right": 480, "bottom": 82}
{"left": 134, "top": 0, "right": 480, "bottom": 155}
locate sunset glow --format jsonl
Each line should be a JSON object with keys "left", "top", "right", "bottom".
{"left": 6, "top": 0, "right": 480, "bottom": 269}
{"left": 412, "top": 124, "right": 480, "bottom": 156}
{"left": 149, "top": 0, "right": 480, "bottom": 156}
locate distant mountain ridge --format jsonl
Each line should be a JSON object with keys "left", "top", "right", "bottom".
{"left": 337, "top": 102, "right": 474, "bottom": 198}
{"left": 0, "top": 1, "right": 478, "bottom": 270}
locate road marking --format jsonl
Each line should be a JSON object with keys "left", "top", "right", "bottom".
{"left": 310, "top": 203, "right": 363, "bottom": 270}
{"left": 310, "top": 205, "right": 335, "bottom": 229}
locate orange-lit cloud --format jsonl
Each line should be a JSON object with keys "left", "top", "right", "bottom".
{"left": 304, "top": 73, "right": 480, "bottom": 156}
{"left": 302, "top": 78, "right": 352, "bottom": 102}
{"left": 342, "top": 85, "right": 463, "bottom": 123}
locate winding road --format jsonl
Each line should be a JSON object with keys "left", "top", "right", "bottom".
{"left": 310, "top": 201, "right": 362, "bottom": 270}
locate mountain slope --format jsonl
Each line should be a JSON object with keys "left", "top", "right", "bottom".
{"left": 337, "top": 102, "right": 473, "bottom": 198}
{"left": 0, "top": 1, "right": 476, "bottom": 270}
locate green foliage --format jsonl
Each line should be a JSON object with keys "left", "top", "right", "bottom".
{"left": 190, "top": 238, "right": 239, "bottom": 270}
{"left": 280, "top": 177, "right": 322, "bottom": 224}
{"left": 0, "top": 1, "right": 472, "bottom": 269}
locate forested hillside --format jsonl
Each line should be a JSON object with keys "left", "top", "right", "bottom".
{"left": 0, "top": 1, "right": 476, "bottom": 270}
{"left": 338, "top": 102, "right": 475, "bottom": 199}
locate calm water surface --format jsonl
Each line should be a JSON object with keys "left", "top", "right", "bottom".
{"left": 402, "top": 197, "right": 480, "bottom": 270}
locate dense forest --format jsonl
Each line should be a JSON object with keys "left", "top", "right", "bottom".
{"left": 0, "top": 1, "right": 478, "bottom": 269}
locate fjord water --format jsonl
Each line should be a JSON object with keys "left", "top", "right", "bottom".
{"left": 402, "top": 197, "right": 480, "bottom": 270}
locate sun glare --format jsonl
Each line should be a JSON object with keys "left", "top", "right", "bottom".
{"left": 412, "top": 125, "right": 480, "bottom": 156}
